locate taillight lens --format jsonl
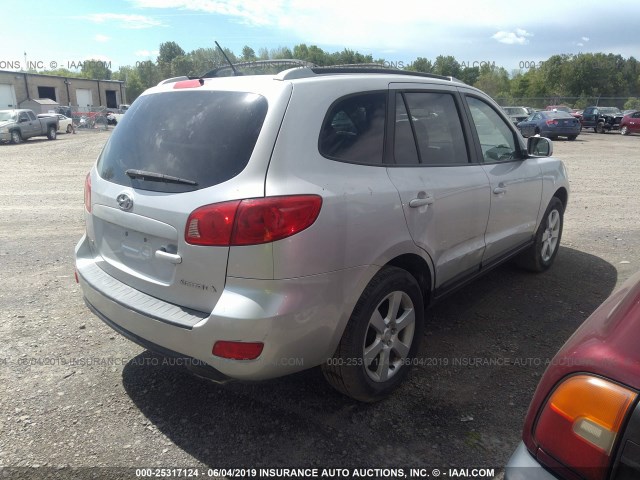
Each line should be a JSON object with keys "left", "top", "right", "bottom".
{"left": 212, "top": 341, "right": 264, "bottom": 360}
{"left": 534, "top": 375, "right": 637, "bottom": 480}
{"left": 185, "top": 195, "right": 322, "bottom": 246}
{"left": 84, "top": 172, "right": 91, "bottom": 212}
{"left": 546, "top": 119, "right": 558, "bottom": 126}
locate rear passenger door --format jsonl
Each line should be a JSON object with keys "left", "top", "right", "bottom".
{"left": 385, "top": 86, "right": 491, "bottom": 290}
{"left": 462, "top": 93, "right": 543, "bottom": 265}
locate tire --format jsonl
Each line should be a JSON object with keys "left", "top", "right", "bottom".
{"left": 596, "top": 122, "right": 605, "bottom": 134}
{"left": 621, "top": 125, "right": 629, "bottom": 136}
{"left": 568, "top": 135, "right": 577, "bottom": 141}
{"left": 47, "top": 126, "right": 57, "bottom": 140}
{"left": 322, "top": 266, "right": 425, "bottom": 402}
{"left": 10, "top": 130, "right": 21, "bottom": 144}
{"left": 515, "top": 197, "right": 564, "bottom": 272}
{"left": 66, "top": 124, "right": 72, "bottom": 134}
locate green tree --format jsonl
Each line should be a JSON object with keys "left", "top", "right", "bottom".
{"left": 171, "top": 55, "right": 194, "bottom": 77}
{"left": 81, "top": 59, "right": 112, "bottom": 80}
{"left": 624, "top": 97, "right": 640, "bottom": 110}
{"left": 432, "top": 55, "right": 461, "bottom": 77}
{"left": 157, "top": 41, "right": 185, "bottom": 78}
{"left": 241, "top": 46, "right": 257, "bottom": 62}
{"left": 406, "top": 57, "right": 433, "bottom": 73}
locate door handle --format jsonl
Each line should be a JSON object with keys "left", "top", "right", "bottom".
{"left": 409, "top": 193, "right": 434, "bottom": 208}
{"left": 155, "top": 249, "right": 182, "bottom": 264}
{"left": 493, "top": 186, "right": 507, "bottom": 195}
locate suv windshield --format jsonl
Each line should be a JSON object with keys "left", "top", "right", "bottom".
{"left": 0, "top": 111, "right": 17, "bottom": 121}
{"left": 599, "top": 107, "right": 622, "bottom": 115}
{"left": 97, "top": 90, "right": 268, "bottom": 193}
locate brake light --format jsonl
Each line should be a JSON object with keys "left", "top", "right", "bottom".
{"left": 212, "top": 341, "right": 264, "bottom": 360}
{"left": 173, "top": 79, "right": 203, "bottom": 89}
{"left": 546, "top": 119, "right": 558, "bottom": 126}
{"left": 534, "top": 375, "right": 637, "bottom": 480}
{"left": 185, "top": 195, "right": 322, "bottom": 246}
{"left": 84, "top": 172, "right": 91, "bottom": 212}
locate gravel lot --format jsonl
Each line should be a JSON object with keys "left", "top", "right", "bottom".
{"left": 1, "top": 129, "right": 639, "bottom": 479}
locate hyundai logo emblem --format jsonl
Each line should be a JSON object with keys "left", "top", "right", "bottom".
{"left": 116, "top": 193, "right": 134, "bottom": 212}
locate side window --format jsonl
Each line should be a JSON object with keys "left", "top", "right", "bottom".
{"left": 393, "top": 93, "right": 419, "bottom": 165}
{"left": 403, "top": 92, "right": 469, "bottom": 165}
{"left": 18, "top": 112, "right": 29, "bottom": 122}
{"left": 467, "top": 97, "right": 520, "bottom": 163}
{"left": 319, "top": 92, "right": 387, "bottom": 164}
{"left": 633, "top": 112, "right": 640, "bottom": 118}
{"left": 27, "top": 111, "right": 36, "bottom": 121}
{"left": 532, "top": 113, "right": 541, "bottom": 121}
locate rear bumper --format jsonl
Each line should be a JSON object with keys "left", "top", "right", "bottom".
{"left": 75, "top": 234, "right": 373, "bottom": 381}
{"left": 505, "top": 442, "right": 559, "bottom": 480}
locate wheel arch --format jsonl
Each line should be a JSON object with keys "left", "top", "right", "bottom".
{"left": 553, "top": 187, "right": 568, "bottom": 209}
{"left": 385, "top": 253, "right": 433, "bottom": 307}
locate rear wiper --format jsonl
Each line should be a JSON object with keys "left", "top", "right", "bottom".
{"left": 125, "top": 169, "right": 198, "bottom": 186}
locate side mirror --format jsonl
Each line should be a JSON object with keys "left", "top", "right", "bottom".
{"left": 527, "top": 136, "right": 553, "bottom": 157}
{"left": 19, "top": 117, "right": 28, "bottom": 123}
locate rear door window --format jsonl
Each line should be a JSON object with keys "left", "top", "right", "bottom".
{"left": 319, "top": 92, "right": 387, "bottom": 165}
{"left": 97, "top": 90, "right": 268, "bottom": 193}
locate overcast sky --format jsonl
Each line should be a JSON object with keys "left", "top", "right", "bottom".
{"left": 2, "top": 0, "right": 639, "bottom": 74}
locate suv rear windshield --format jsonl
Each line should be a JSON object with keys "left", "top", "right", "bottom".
{"left": 97, "top": 90, "right": 268, "bottom": 192}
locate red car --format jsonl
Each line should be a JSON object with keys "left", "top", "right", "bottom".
{"left": 506, "top": 270, "right": 640, "bottom": 480}
{"left": 620, "top": 111, "right": 640, "bottom": 135}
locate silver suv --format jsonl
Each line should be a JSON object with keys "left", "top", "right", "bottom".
{"left": 75, "top": 66, "right": 568, "bottom": 402}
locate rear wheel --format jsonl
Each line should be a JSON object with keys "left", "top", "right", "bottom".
{"left": 568, "top": 135, "right": 577, "bottom": 141}
{"left": 66, "top": 124, "right": 72, "bottom": 134}
{"left": 621, "top": 125, "right": 629, "bottom": 135}
{"left": 47, "top": 126, "right": 57, "bottom": 140}
{"left": 10, "top": 130, "right": 21, "bottom": 144}
{"left": 322, "top": 266, "right": 424, "bottom": 402}
{"left": 515, "top": 197, "right": 564, "bottom": 272}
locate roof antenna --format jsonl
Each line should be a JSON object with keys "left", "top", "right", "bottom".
{"left": 215, "top": 41, "right": 239, "bottom": 76}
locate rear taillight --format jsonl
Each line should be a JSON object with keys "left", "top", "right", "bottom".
{"left": 185, "top": 195, "right": 322, "bottom": 246}
{"left": 84, "top": 173, "right": 91, "bottom": 213}
{"left": 534, "top": 375, "right": 637, "bottom": 480}
{"left": 546, "top": 119, "right": 558, "bottom": 126}
{"left": 212, "top": 341, "right": 264, "bottom": 360}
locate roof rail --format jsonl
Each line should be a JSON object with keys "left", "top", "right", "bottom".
{"left": 201, "top": 59, "right": 317, "bottom": 78}
{"left": 277, "top": 65, "right": 463, "bottom": 83}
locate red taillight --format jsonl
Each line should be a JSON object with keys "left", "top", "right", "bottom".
{"left": 84, "top": 172, "right": 91, "bottom": 212}
{"left": 173, "top": 79, "right": 203, "bottom": 89}
{"left": 546, "top": 119, "right": 558, "bottom": 126}
{"left": 534, "top": 375, "right": 637, "bottom": 480}
{"left": 185, "top": 195, "right": 322, "bottom": 246}
{"left": 212, "top": 341, "right": 264, "bottom": 360}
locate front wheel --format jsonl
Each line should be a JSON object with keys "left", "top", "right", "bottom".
{"left": 567, "top": 135, "right": 577, "bottom": 141}
{"left": 10, "top": 130, "right": 21, "bottom": 144}
{"left": 47, "top": 126, "right": 57, "bottom": 140}
{"left": 596, "top": 122, "right": 605, "bottom": 134}
{"left": 515, "top": 197, "right": 564, "bottom": 272}
{"left": 66, "top": 124, "right": 72, "bottom": 134}
{"left": 621, "top": 125, "right": 629, "bottom": 135}
{"left": 322, "top": 266, "right": 425, "bottom": 402}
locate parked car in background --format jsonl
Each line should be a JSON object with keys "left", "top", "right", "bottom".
{"left": 38, "top": 113, "right": 73, "bottom": 133}
{"left": 503, "top": 106, "right": 530, "bottom": 125}
{"left": 0, "top": 109, "right": 59, "bottom": 144}
{"left": 75, "top": 65, "right": 569, "bottom": 402}
{"left": 582, "top": 106, "right": 624, "bottom": 133}
{"left": 517, "top": 111, "right": 581, "bottom": 140}
{"left": 546, "top": 105, "right": 582, "bottom": 120}
{"left": 620, "top": 111, "right": 640, "bottom": 135}
{"left": 506, "top": 270, "right": 640, "bottom": 480}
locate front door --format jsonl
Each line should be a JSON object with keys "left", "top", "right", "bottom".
{"left": 463, "top": 94, "right": 543, "bottom": 265}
